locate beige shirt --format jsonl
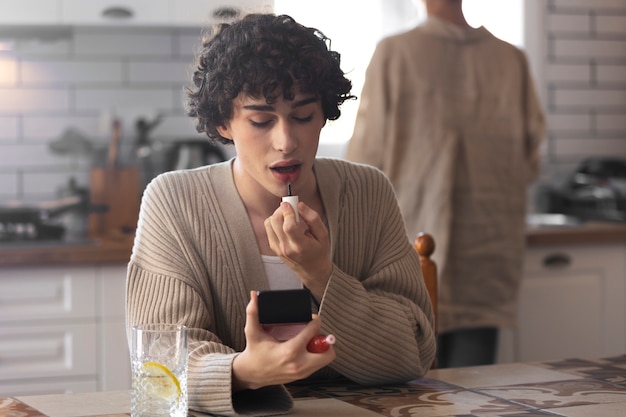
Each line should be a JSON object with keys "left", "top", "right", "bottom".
{"left": 346, "top": 17, "right": 545, "bottom": 333}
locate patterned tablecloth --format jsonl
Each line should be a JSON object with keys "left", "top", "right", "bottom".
{"left": 288, "top": 354, "right": 626, "bottom": 416}
{"left": 0, "top": 396, "right": 48, "bottom": 417}
{"left": 2, "top": 355, "right": 626, "bottom": 417}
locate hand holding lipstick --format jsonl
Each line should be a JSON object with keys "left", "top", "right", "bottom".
{"left": 265, "top": 185, "right": 333, "bottom": 300}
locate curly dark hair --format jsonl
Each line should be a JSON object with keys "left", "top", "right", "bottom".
{"left": 185, "top": 13, "right": 356, "bottom": 144}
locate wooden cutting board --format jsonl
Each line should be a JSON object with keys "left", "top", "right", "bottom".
{"left": 88, "top": 167, "right": 141, "bottom": 239}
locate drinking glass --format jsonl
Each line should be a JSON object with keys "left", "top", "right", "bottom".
{"left": 131, "top": 324, "right": 188, "bottom": 417}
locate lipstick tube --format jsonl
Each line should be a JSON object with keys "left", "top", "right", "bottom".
{"left": 306, "top": 334, "right": 336, "bottom": 353}
{"left": 281, "top": 184, "right": 299, "bottom": 223}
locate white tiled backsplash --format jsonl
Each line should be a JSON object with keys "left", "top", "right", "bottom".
{"left": 537, "top": 0, "right": 626, "bottom": 183}
{"left": 1, "top": 0, "right": 625, "bottom": 205}
{"left": 0, "top": 26, "right": 212, "bottom": 202}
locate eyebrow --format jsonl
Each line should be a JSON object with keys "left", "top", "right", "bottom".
{"left": 242, "top": 96, "right": 318, "bottom": 111}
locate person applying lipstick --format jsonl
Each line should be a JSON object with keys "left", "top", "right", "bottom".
{"left": 126, "top": 13, "right": 436, "bottom": 417}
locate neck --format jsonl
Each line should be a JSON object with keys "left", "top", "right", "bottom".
{"left": 233, "top": 162, "right": 281, "bottom": 221}
{"left": 426, "top": 0, "right": 470, "bottom": 29}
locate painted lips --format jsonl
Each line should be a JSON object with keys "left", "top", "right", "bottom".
{"left": 271, "top": 163, "right": 301, "bottom": 184}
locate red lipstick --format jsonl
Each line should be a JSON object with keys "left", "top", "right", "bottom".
{"left": 271, "top": 162, "right": 301, "bottom": 184}
{"left": 306, "top": 334, "right": 336, "bottom": 353}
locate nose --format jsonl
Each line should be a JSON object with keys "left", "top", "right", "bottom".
{"left": 273, "top": 119, "right": 297, "bottom": 154}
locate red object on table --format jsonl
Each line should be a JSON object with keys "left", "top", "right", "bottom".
{"left": 307, "top": 334, "right": 336, "bottom": 353}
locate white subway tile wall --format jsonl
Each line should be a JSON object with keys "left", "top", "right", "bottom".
{"left": 0, "top": 26, "right": 209, "bottom": 202}
{"left": 0, "top": 88, "right": 71, "bottom": 113}
{"left": 0, "top": 57, "right": 18, "bottom": 85}
{"left": 23, "top": 115, "right": 102, "bottom": 141}
{"left": 541, "top": 0, "right": 626, "bottom": 178}
{"left": 0, "top": 117, "right": 19, "bottom": 141}
{"left": 20, "top": 60, "right": 124, "bottom": 85}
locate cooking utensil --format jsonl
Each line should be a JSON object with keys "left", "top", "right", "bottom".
{"left": 107, "top": 118, "right": 122, "bottom": 168}
{"left": 0, "top": 196, "right": 83, "bottom": 242}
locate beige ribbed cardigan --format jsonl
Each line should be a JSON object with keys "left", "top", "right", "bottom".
{"left": 346, "top": 17, "right": 545, "bottom": 333}
{"left": 126, "top": 158, "right": 436, "bottom": 416}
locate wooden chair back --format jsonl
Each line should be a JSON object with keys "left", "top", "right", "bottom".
{"left": 414, "top": 232, "right": 438, "bottom": 369}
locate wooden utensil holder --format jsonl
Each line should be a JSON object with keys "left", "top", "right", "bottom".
{"left": 88, "top": 166, "right": 141, "bottom": 240}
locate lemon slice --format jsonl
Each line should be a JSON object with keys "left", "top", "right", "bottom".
{"left": 142, "top": 361, "right": 181, "bottom": 400}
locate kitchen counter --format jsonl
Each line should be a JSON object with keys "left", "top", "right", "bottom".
{"left": 1, "top": 221, "right": 626, "bottom": 267}
{"left": 0, "top": 236, "right": 134, "bottom": 267}
{"left": 526, "top": 220, "right": 626, "bottom": 246}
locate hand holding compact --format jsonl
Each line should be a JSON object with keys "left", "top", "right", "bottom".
{"left": 232, "top": 292, "right": 335, "bottom": 391}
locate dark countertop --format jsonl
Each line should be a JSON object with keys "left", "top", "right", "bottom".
{"left": 1, "top": 221, "right": 626, "bottom": 267}
{"left": 0, "top": 236, "right": 134, "bottom": 267}
{"left": 526, "top": 220, "right": 626, "bottom": 246}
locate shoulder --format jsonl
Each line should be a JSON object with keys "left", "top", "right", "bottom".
{"left": 316, "top": 158, "right": 388, "bottom": 181}
{"left": 145, "top": 159, "right": 232, "bottom": 198}
{"left": 477, "top": 27, "right": 527, "bottom": 60}
{"left": 375, "top": 27, "right": 424, "bottom": 55}
{"left": 315, "top": 158, "right": 394, "bottom": 200}
{"left": 370, "top": 26, "right": 436, "bottom": 72}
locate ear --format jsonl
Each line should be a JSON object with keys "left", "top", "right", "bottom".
{"left": 217, "top": 124, "right": 233, "bottom": 141}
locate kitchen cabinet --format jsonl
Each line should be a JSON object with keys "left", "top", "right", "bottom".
{"left": 172, "top": 0, "right": 274, "bottom": 27}
{"left": 0, "top": 0, "right": 275, "bottom": 27}
{"left": 0, "top": 0, "right": 61, "bottom": 25}
{"left": 98, "top": 265, "right": 131, "bottom": 392}
{"left": 61, "top": 0, "right": 170, "bottom": 26}
{"left": 514, "top": 243, "right": 626, "bottom": 362}
{"left": 0, "top": 0, "right": 168, "bottom": 26}
{"left": 0, "top": 265, "right": 130, "bottom": 396}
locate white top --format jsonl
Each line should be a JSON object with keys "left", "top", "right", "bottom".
{"left": 262, "top": 255, "right": 302, "bottom": 290}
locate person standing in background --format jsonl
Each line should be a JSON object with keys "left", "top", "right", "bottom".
{"left": 345, "top": 0, "right": 545, "bottom": 368}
